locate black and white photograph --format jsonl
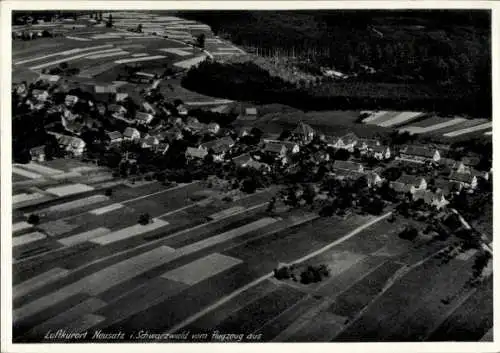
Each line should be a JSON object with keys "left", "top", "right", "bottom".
{"left": 2, "top": 1, "right": 497, "bottom": 350}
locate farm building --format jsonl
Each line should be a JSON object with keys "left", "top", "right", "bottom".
{"left": 108, "top": 104, "right": 127, "bottom": 116}
{"left": 29, "top": 145, "right": 46, "bottom": 162}
{"left": 331, "top": 169, "right": 365, "bottom": 181}
{"left": 37, "top": 74, "right": 61, "bottom": 84}
{"left": 357, "top": 138, "right": 381, "bottom": 152}
{"left": 32, "top": 89, "right": 49, "bottom": 102}
{"left": 185, "top": 146, "right": 208, "bottom": 160}
{"left": 115, "top": 92, "right": 129, "bottom": 102}
{"left": 293, "top": 122, "right": 315, "bottom": 144}
{"left": 263, "top": 142, "right": 287, "bottom": 158}
{"left": 107, "top": 131, "right": 123, "bottom": 144}
{"left": 141, "top": 135, "right": 160, "bottom": 149}
{"left": 123, "top": 127, "right": 141, "bottom": 141}
{"left": 448, "top": 172, "right": 478, "bottom": 190}
{"left": 333, "top": 160, "right": 364, "bottom": 173}
{"left": 64, "top": 95, "right": 79, "bottom": 107}
{"left": 391, "top": 175, "right": 427, "bottom": 194}
{"left": 398, "top": 145, "right": 440, "bottom": 164}
{"left": 412, "top": 190, "right": 449, "bottom": 210}
{"left": 135, "top": 112, "right": 154, "bottom": 125}
{"left": 50, "top": 133, "right": 86, "bottom": 157}
{"left": 365, "top": 171, "right": 384, "bottom": 188}
{"left": 327, "top": 133, "right": 359, "bottom": 152}
{"left": 207, "top": 122, "right": 221, "bottom": 134}
{"left": 372, "top": 145, "right": 391, "bottom": 160}
{"left": 199, "top": 136, "right": 235, "bottom": 161}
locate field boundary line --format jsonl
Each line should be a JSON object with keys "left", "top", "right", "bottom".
{"left": 165, "top": 211, "right": 392, "bottom": 334}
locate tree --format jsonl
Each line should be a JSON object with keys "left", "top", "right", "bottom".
{"left": 137, "top": 23, "right": 143, "bottom": 33}
{"left": 104, "top": 188, "right": 113, "bottom": 197}
{"left": 59, "top": 62, "right": 69, "bottom": 70}
{"left": 138, "top": 213, "right": 151, "bottom": 225}
{"left": 196, "top": 33, "right": 206, "bottom": 49}
{"left": 266, "top": 197, "right": 276, "bottom": 212}
{"left": 107, "top": 14, "right": 113, "bottom": 28}
{"left": 241, "top": 178, "right": 257, "bottom": 194}
{"left": 399, "top": 226, "right": 419, "bottom": 241}
{"left": 27, "top": 214, "right": 40, "bottom": 225}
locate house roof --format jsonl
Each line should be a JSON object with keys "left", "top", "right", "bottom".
{"left": 142, "top": 136, "right": 159, "bottom": 145}
{"left": 461, "top": 156, "right": 480, "bottom": 167}
{"left": 434, "top": 179, "right": 462, "bottom": 196}
{"left": 245, "top": 159, "right": 270, "bottom": 170}
{"left": 30, "top": 145, "right": 45, "bottom": 154}
{"left": 32, "top": 89, "right": 47, "bottom": 96}
{"left": 107, "top": 131, "right": 122, "bottom": 140}
{"left": 413, "top": 190, "right": 446, "bottom": 205}
{"left": 54, "top": 134, "right": 85, "bottom": 148}
{"left": 245, "top": 107, "right": 257, "bottom": 115}
{"left": 358, "top": 138, "right": 380, "bottom": 149}
{"left": 402, "top": 145, "right": 438, "bottom": 158}
{"left": 390, "top": 181, "right": 412, "bottom": 193}
{"left": 185, "top": 147, "right": 208, "bottom": 158}
{"left": 123, "top": 127, "right": 140, "bottom": 138}
{"left": 372, "top": 145, "right": 388, "bottom": 153}
{"left": 200, "top": 136, "right": 235, "bottom": 154}
{"left": 339, "top": 132, "right": 359, "bottom": 145}
{"left": 449, "top": 171, "right": 476, "bottom": 184}
{"left": 95, "top": 85, "right": 117, "bottom": 94}
{"left": 232, "top": 153, "right": 252, "bottom": 166}
{"left": 333, "top": 169, "right": 365, "bottom": 180}
{"left": 294, "top": 122, "right": 315, "bottom": 137}
{"left": 108, "top": 104, "right": 126, "bottom": 113}
{"left": 396, "top": 174, "right": 425, "bottom": 186}
{"left": 135, "top": 112, "right": 153, "bottom": 121}
{"left": 333, "top": 160, "right": 363, "bottom": 171}
{"left": 65, "top": 95, "right": 78, "bottom": 101}
{"left": 264, "top": 142, "right": 286, "bottom": 154}
{"left": 115, "top": 92, "right": 128, "bottom": 101}
{"left": 282, "top": 141, "right": 299, "bottom": 151}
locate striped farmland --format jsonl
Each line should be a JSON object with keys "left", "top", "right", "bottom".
{"left": 377, "top": 111, "right": 424, "bottom": 127}
{"left": 426, "top": 118, "right": 489, "bottom": 135}
{"left": 443, "top": 122, "right": 492, "bottom": 138}
{"left": 399, "top": 117, "right": 466, "bottom": 134}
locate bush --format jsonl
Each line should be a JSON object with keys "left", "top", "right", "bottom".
{"left": 27, "top": 214, "right": 40, "bottom": 225}
{"left": 274, "top": 266, "right": 291, "bottom": 280}
{"left": 104, "top": 188, "right": 113, "bottom": 196}
{"left": 138, "top": 213, "right": 151, "bottom": 225}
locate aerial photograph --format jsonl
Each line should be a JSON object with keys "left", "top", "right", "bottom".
{"left": 10, "top": 9, "right": 492, "bottom": 343}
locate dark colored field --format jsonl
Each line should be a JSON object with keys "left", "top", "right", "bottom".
{"left": 213, "top": 285, "right": 305, "bottom": 334}
{"left": 328, "top": 260, "right": 402, "bottom": 319}
{"left": 427, "top": 278, "right": 493, "bottom": 341}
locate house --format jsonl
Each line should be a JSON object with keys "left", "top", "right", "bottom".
{"left": 263, "top": 142, "right": 287, "bottom": 158}
{"left": 245, "top": 107, "right": 258, "bottom": 116}
{"left": 199, "top": 136, "right": 235, "bottom": 161}
{"left": 32, "top": 89, "right": 49, "bottom": 102}
{"left": 331, "top": 169, "right": 365, "bottom": 181}
{"left": 123, "top": 127, "right": 141, "bottom": 141}
{"left": 333, "top": 160, "right": 364, "bottom": 173}
{"left": 96, "top": 102, "right": 107, "bottom": 116}
{"left": 165, "top": 127, "right": 184, "bottom": 142}
{"left": 372, "top": 145, "right": 391, "bottom": 160}
{"left": 15, "top": 83, "right": 27, "bottom": 96}
{"left": 471, "top": 169, "right": 490, "bottom": 181}
{"left": 237, "top": 126, "right": 253, "bottom": 138}
{"left": 142, "top": 102, "right": 156, "bottom": 115}
{"left": 207, "top": 122, "right": 220, "bottom": 134}
{"left": 115, "top": 92, "right": 128, "bottom": 102}
{"left": 412, "top": 190, "right": 449, "bottom": 210}
{"left": 95, "top": 85, "right": 117, "bottom": 94}
{"left": 141, "top": 135, "right": 160, "bottom": 149}
{"left": 65, "top": 95, "right": 79, "bottom": 107}
{"left": 177, "top": 105, "right": 188, "bottom": 116}
{"left": 135, "top": 112, "right": 154, "bottom": 125}
{"left": 51, "top": 133, "right": 86, "bottom": 156}
{"left": 448, "top": 171, "right": 478, "bottom": 190}
{"left": 391, "top": 175, "right": 427, "bottom": 194}
{"left": 282, "top": 141, "right": 300, "bottom": 154}
{"left": 365, "top": 171, "right": 384, "bottom": 188}
{"left": 357, "top": 138, "right": 381, "bottom": 152}
{"left": 107, "top": 131, "right": 123, "bottom": 144}
{"left": 186, "top": 117, "right": 206, "bottom": 132}
{"left": 108, "top": 104, "right": 127, "bottom": 116}
{"left": 398, "top": 145, "right": 440, "bottom": 164}
{"left": 30, "top": 145, "right": 46, "bottom": 162}
{"left": 461, "top": 156, "right": 480, "bottom": 168}
{"left": 293, "top": 122, "right": 315, "bottom": 144}
{"left": 327, "top": 133, "right": 359, "bottom": 152}
{"left": 185, "top": 146, "right": 208, "bottom": 160}
{"left": 434, "top": 179, "right": 463, "bottom": 197}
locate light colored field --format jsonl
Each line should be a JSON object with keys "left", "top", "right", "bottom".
{"left": 28, "top": 298, "right": 107, "bottom": 336}
{"left": 378, "top": 111, "right": 424, "bottom": 127}
{"left": 68, "top": 314, "right": 106, "bottom": 332}
{"left": 86, "top": 50, "right": 129, "bottom": 59}
{"left": 13, "top": 232, "right": 47, "bottom": 247}
{"left": 78, "top": 61, "right": 117, "bottom": 78}
{"left": 161, "top": 253, "right": 243, "bottom": 286}
{"left": 51, "top": 171, "right": 82, "bottom": 180}
{"left": 362, "top": 111, "right": 390, "bottom": 123}
{"left": 484, "top": 131, "right": 492, "bottom": 136}
{"left": 66, "top": 36, "right": 92, "bottom": 41}
{"left": 131, "top": 53, "right": 149, "bottom": 57}
{"left": 178, "top": 217, "right": 279, "bottom": 253}
{"left": 38, "top": 219, "right": 80, "bottom": 237}
{"left": 185, "top": 99, "right": 234, "bottom": 106}
{"left": 58, "top": 227, "right": 111, "bottom": 246}
{"left": 443, "top": 122, "right": 492, "bottom": 137}
{"left": 89, "top": 203, "right": 124, "bottom": 215}
{"left": 320, "top": 251, "right": 366, "bottom": 277}
{"left": 12, "top": 221, "right": 33, "bottom": 233}
{"left": 114, "top": 55, "right": 166, "bottom": 64}
{"left": 45, "top": 183, "right": 94, "bottom": 197}
{"left": 18, "top": 44, "right": 114, "bottom": 66}
{"left": 159, "top": 48, "right": 193, "bottom": 56}
{"left": 28, "top": 47, "right": 121, "bottom": 70}
{"left": 13, "top": 192, "right": 44, "bottom": 204}
{"left": 174, "top": 55, "right": 207, "bottom": 69}
{"left": 13, "top": 267, "right": 69, "bottom": 299}
{"left": 124, "top": 36, "right": 160, "bottom": 39}
{"left": 13, "top": 245, "right": 175, "bottom": 322}
{"left": 37, "top": 195, "right": 108, "bottom": 215}
{"left": 399, "top": 117, "right": 466, "bottom": 134}
{"left": 89, "top": 219, "right": 170, "bottom": 245}
{"left": 70, "top": 166, "right": 100, "bottom": 173}
{"left": 16, "top": 162, "right": 63, "bottom": 175}
{"left": 208, "top": 206, "right": 246, "bottom": 221}
{"left": 135, "top": 71, "right": 155, "bottom": 77}
{"left": 12, "top": 167, "right": 43, "bottom": 180}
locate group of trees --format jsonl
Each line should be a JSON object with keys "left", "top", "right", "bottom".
{"left": 182, "top": 59, "right": 489, "bottom": 117}
{"left": 273, "top": 263, "right": 331, "bottom": 284}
